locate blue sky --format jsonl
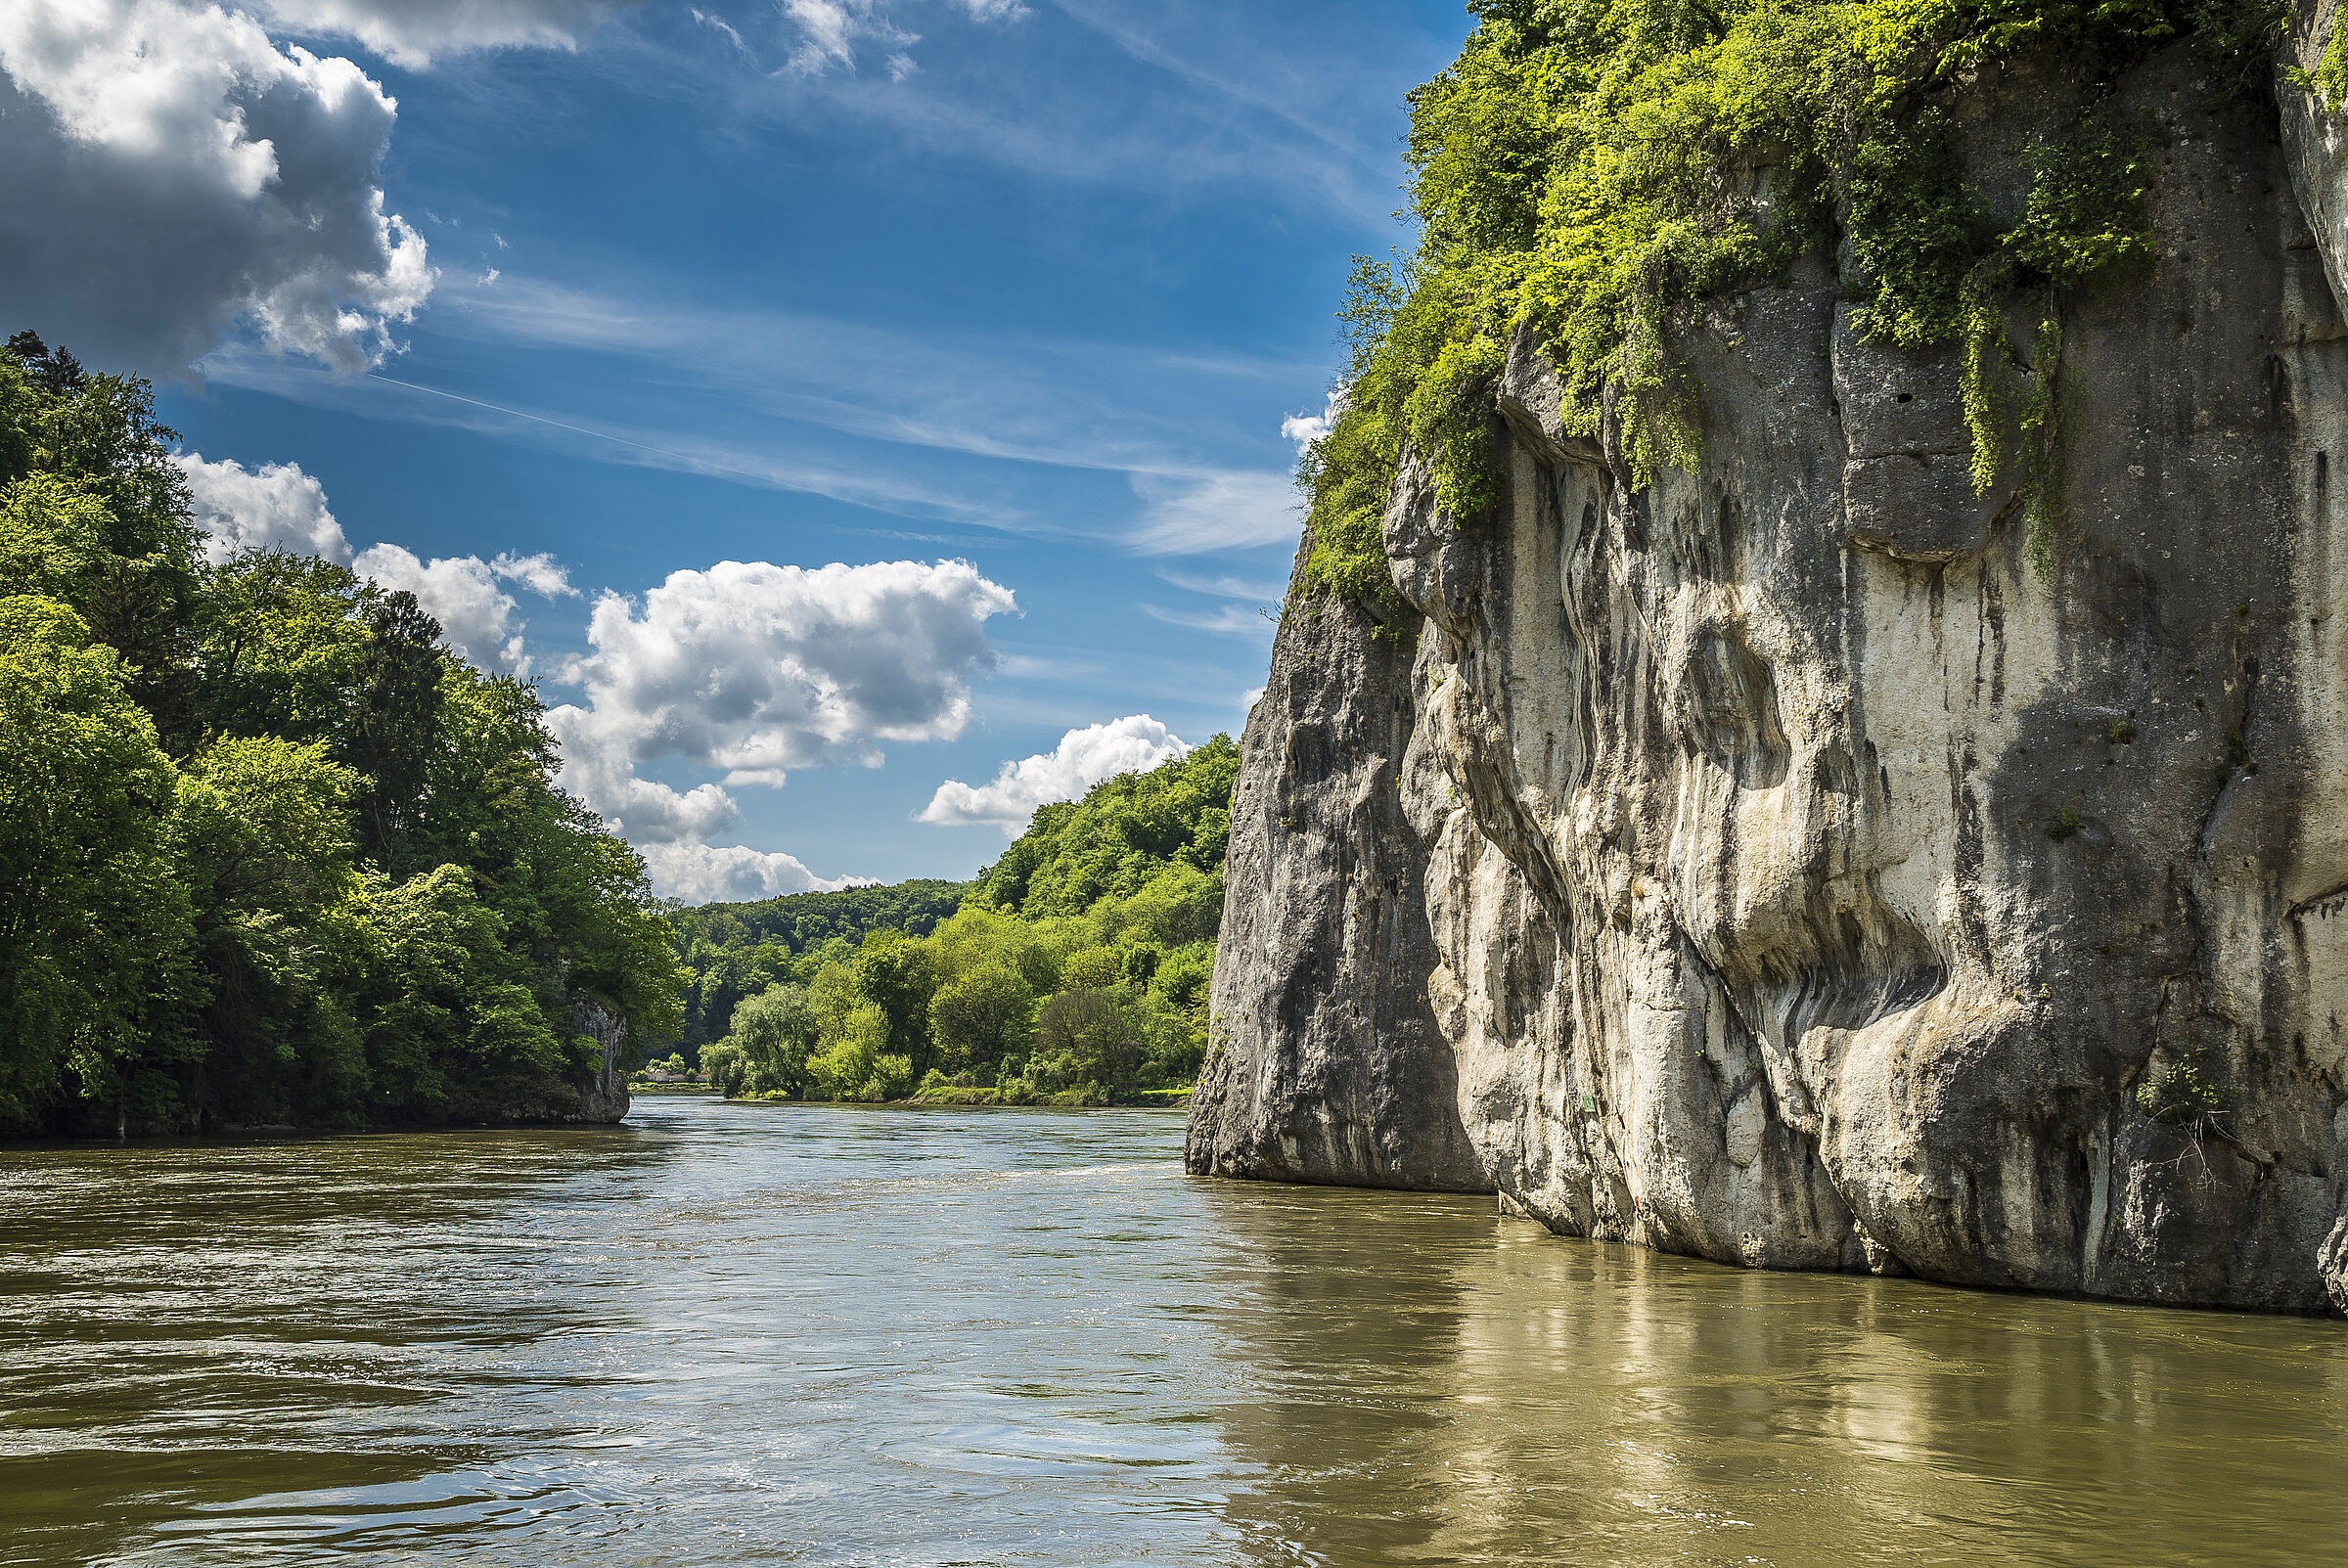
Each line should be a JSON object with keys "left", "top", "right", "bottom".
{"left": 0, "top": 0, "right": 1467, "bottom": 899}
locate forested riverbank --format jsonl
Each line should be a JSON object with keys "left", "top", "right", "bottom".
{"left": 0, "top": 336, "right": 683, "bottom": 1137}
{"left": 674, "top": 739, "right": 1237, "bottom": 1106}
{"left": 0, "top": 326, "right": 1237, "bottom": 1136}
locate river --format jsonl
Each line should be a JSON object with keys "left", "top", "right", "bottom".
{"left": 1, "top": 1096, "right": 2342, "bottom": 1565}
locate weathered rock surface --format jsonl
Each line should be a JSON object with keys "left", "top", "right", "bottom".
{"left": 1187, "top": 539, "right": 1485, "bottom": 1189}
{"left": 561, "top": 1001, "right": 634, "bottom": 1125}
{"left": 1193, "top": 42, "right": 2348, "bottom": 1313}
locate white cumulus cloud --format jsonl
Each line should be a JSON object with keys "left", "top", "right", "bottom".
{"left": 255, "top": 1, "right": 639, "bottom": 67}
{"left": 352, "top": 543, "right": 572, "bottom": 678}
{"left": 1282, "top": 385, "right": 1346, "bottom": 452}
{"left": 636, "top": 841, "right": 875, "bottom": 905}
{"left": 176, "top": 453, "right": 355, "bottom": 564}
{"left": 0, "top": 0, "right": 433, "bottom": 374}
{"left": 919, "top": 714, "right": 1189, "bottom": 832}
{"left": 490, "top": 550, "right": 576, "bottom": 599}
{"left": 545, "top": 558, "right": 1017, "bottom": 842}
{"left": 174, "top": 452, "right": 573, "bottom": 677}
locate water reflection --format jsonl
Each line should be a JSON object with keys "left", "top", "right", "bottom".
{"left": 1, "top": 1099, "right": 2342, "bottom": 1566}
{"left": 1202, "top": 1187, "right": 2348, "bottom": 1566}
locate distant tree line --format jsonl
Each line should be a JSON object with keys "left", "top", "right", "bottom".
{"left": 688, "top": 738, "right": 1237, "bottom": 1105}
{"left": 668, "top": 880, "right": 967, "bottom": 1054}
{"left": 0, "top": 335, "right": 683, "bottom": 1135}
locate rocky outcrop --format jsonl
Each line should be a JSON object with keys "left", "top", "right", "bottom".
{"left": 446, "top": 1001, "right": 632, "bottom": 1126}
{"left": 1194, "top": 44, "right": 2348, "bottom": 1313}
{"left": 1187, "top": 549, "right": 1485, "bottom": 1189}
{"left": 565, "top": 1001, "right": 633, "bottom": 1124}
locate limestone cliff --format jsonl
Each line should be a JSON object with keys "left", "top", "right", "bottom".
{"left": 1193, "top": 38, "right": 2348, "bottom": 1314}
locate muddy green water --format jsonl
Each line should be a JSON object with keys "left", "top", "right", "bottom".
{"left": 1, "top": 1098, "right": 2342, "bottom": 1566}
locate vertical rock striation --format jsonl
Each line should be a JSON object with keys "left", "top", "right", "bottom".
{"left": 1193, "top": 42, "right": 2348, "bottom": 1313}
{"left": 1188, "top": 538, "right": 1485, "bottom": 1189}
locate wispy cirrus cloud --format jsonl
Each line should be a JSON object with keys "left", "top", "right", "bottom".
{"left": 1155, "top": 566, "right": 1289, "bottom": 601}
{"left": 1141, "top": 602, "right": 1275, "bottom": 637}
{"left": 198, "top": 345, "right": 1023, "bottom": 529}
{"left": 647, "top": 0, "right": 1435, "bottom": 224}
{"left": 1126, "top": 469, "right": 1299, "bottom": 555}
{"left": 434, "top": 273, "right": 1311, "bottom": 470}
{"left": 204, "top": 272, "right": 1311, "bottom": 554}
{"left": 256, "top": 0, "right": 642, "bottom": 67}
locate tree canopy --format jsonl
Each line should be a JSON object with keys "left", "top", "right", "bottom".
{"left": 0, "top": 334, "right": 684, "bottom": 1135}
{"left": 691, "top": 738, "right": 1239, "bottom": 1106}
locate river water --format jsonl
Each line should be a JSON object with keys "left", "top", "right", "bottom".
{"left": 1, "top": 1097, "right": 2342, "bottom": 1566}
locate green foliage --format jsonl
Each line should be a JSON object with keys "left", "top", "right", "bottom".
{"left": 1298, "top": 399, "right": 1414, "bottom": 618}
{"left": 1295, "top": 0, "right": 2270, "bottom": 610}
{"left": 0, "top": 336, "right": 684, "bottom": 1135}
{"left": 1060, "top": 945, "right": 1123, "bottom": 992}
{"left": 1026, "top": 989, "right": 1138, "bottom": 1099}
{"left": 0, "top": 596, "right": 193, "bottom": 1130}
{"left": 677, "top": 741, "right": 1232, "bottom": 1105}
{"left": 348, "top": 589, "right": 447, "bottom": 871}
{"left": 2314, "top": 8, "right": 2348, "bottom": 110}
{"left": 195, "top": 552, "right": 370, "bottom": 745}
{"left": 677, "top": 878, "right": 965, "bottom": 955}
{"left": 1149, "top": 943, "right": 1213, "bottom": 1013}
{"left": 0, "top": 335, "right": 202, "bottom": 748}
{"left": 702, "top": 983, "right": 820, "bottom": 1098}
{"left": 347, "top": 865, "right": 573, "bottom": 1122}
{"left": 927, "top": 963, "right": 1035, "bottom": 1077}
{"left": 853, "top": 927, "right": 938, "bottom": 1074}
{"left": 0, "top": 476, "right": 113, "bottom": 605}
{"left": 2137, "top": 1037, "right": 2230, "bottom": 1143}
{"left": 666, "top": 878, "right": 965, "bottom": 1053}
{"left": 806, "top": 1002, "right": 914, "bottom": 1102}
{"left": 974, "top": 735, "right": 1238, "bottom": 918}
{"left": 1844, "top": 109, "right": 1991, "bottom": 353}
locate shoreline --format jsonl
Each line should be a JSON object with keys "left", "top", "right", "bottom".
{"left": 680, "top": 1087, "right": 1195, "bottom": 1111}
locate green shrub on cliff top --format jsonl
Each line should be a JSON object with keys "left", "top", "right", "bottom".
{"left": 1298, "top": 0, "right": 2285, "bottom": 603}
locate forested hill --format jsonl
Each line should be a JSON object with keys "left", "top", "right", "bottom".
{"left": 681, "top": 737, "right": 1239, "bottom": 1105}
{"left": 668, "top": 881, "right": 969, "bottom": 1053}
{"left": 0, "top": 335, "right": 683, "bottom": 1136}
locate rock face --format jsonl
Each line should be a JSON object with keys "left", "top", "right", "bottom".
{"left": 1186, "top": 536, "right": 1485, "bottom": 1190}
{"left": 1193, "top": 43, "right": 2348, "bottom": 1314}
{"left": 449, "top": 1002, "right": 632, "bottom": 1127}
{"left": 564, "top": 1001, "right": 633, "bottom": 1124}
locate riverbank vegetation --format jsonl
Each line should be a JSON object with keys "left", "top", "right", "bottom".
{"left": 1301, "top": 0, "right": 2290, "bottom": 599}
{"left": 693, "top": 739, "right": 1237, "bottom": 1106}
{"left": 667, "top": 879, "right": 965, "bottom": 1056}
{"left": 0, "top": 335, "right": 683, "bottom": 1136}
